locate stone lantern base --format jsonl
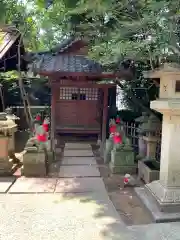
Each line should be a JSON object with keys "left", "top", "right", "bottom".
{"left": 135, "top": 182, "right": 180, "bottom": 222}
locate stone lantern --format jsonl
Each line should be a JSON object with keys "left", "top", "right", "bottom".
{"left": 135, "top": 112, "right": 149, "bottom": 160}
{"left": 0, "top": 112, "right": 17, "bottom": 175}
{"left": 136, "top": 63, "right": 180, "bottom": 221}
{"left": 142, "top": 114, "right": 161, "bottom": 161}
{"left": 138, "top": 114, "right": 161, "bottom": 183}
{"left": 5, "top": 107, "right": 19, "bottom": 153}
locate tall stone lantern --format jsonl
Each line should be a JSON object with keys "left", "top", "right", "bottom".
{"left": 0, "top": 112, "right": 17, "bottom": 175}
{"left": 136, "top": 63, "right": 180, "bottom": 221}
{"left": 5, "top": 107, "right": 19, "bottom": 153}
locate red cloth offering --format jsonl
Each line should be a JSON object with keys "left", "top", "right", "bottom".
{"left": 109, "top": 125, "right": 116, "bottom": 133}
{"left": 124, "top": 177, "right": 129, "bottom": 184}
{"left": 42, "top": 124, "right": 49, "bottom": 132}
{"left": 36, "top": 115, "right": 41, "bottom": 121}
{"left": 113, "top": 135, "right": 122, "bottom": 144}
{"left": 116, "top": 117, "right": 121, "bottom": 124}
{"left": 36, "top": 133, "right": 47, "bottom": 142}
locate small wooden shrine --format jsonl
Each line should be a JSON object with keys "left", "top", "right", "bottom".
{"left": 0, "top": 25, "right": 26, "bottom": 72}
{"left": 32, "top": 36, "right": 119, "bottom": 150}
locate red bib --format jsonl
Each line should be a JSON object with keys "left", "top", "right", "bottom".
{"left": 42, "top": 123, "right": 49, "bottom": 132}
{"left": 36, "top": 133, "right": 47, "bottom": 142}
{"left": 113, "top": 135, "right": 122, "bottom": 144}
{"left": 109, "top": 125, "right": 116, "bottom": 133}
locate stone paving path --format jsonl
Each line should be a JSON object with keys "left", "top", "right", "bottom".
{"left": 0, "top": 142, "right": 180, "bottom": 239}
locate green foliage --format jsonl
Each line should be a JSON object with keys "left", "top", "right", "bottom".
{"left": 1, "top": 0, "right": 180, "bottom": 112}
{"left": 117, "top": 110, "right": 140, "bottom": 123}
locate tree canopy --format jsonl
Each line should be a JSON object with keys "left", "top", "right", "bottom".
{"left": 0, "top": 0, "right": 180, "bottom": 112}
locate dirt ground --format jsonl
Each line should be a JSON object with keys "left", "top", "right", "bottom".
{"left": 92, "top": 144, "right": 153, "bottom": 226}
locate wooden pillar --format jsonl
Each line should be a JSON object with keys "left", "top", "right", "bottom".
{"left": 100, "top": 87, "right": 108, "bottom": 156}
{"left": 51, "top": 87, "right": 56, "bottom": 153}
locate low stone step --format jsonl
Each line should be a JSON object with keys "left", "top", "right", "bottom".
{"left": 63, "top": 149, "right": 93, "bottom": 157}
{"left": 59, "top": 165, "right": 100, "bottom": 178}
{"left": 65, "top": 143, "right": 92, "bottom": 150}
{"left": 61, "top": 157, "right": 96, "bottom": 166}
{"left": 55, "top": 177, "right": 106, "bottom": 193}
{"left": 9, "top": 177, "right": 57, "bottom": 193}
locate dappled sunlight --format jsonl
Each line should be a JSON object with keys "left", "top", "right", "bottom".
{"left": 51, "top": 192, "right": 126, "bottom": 239}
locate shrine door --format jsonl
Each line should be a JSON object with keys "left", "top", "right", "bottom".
{"left": 56, "top": 87, "right": 102, "bottom": 133}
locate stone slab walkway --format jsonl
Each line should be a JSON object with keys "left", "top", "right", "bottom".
{"left": 55, "top": 177, "right": 106, "bottom": 193}
{"left": 1, "top": 142, "right": 180, "bottom": 239}
{"left": 0, "top": 177, "right": 16, "bottom": 193}
{"left": 8, "top": 177, "right": 106, "bottom": 194}
{"left": 1, "top": 193, "right": 180, "bottom": 240}
{"left": 59, "top": 165, "right": 100, "bottom": 177}
{"left": 64, "top": 149, "right": 93, "bottom": 157}
{"left": 61, "top": 156, "right": 96, "bottom": 165}
{"left": 65, "top": 143, "right": 92, "bottom": 150}
{"left": 9, "top": 177, "right": 57, "bottom": 193}
{"left": 0, "top": 193, "right": 126, "bottom": 240}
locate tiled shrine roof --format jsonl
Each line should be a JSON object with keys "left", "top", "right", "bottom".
{"left": 31, "top": 53, "right": 103, "bottom": 75}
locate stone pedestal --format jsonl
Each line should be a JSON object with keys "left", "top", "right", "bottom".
{"left": 137, "top": 102, "right": 180, "bottom": 220}
{"left": 145, "top": 106, "right": 180, "bottom": 212}
{"left": 0, "top": 136, "right": 13, "bottom": 175}
{"left": 136, "top": 135, "right": 147, "bottom": 160}
{"left": 143, "top": 135, "right": 159, "bottom": 161}
{"left": 138, "top": 135, "right": 160, "bottom": 183}
{"left": 138, "top": 115, "right": 161, "bottom": 183}
{"left": 104, "top": 138, "right": 113, "bottom": 164}
{"left": 136, "top": 63, "right": 180, "bottom": 222}
{"left": 109, "top": 143, "right": 136, "bottom": 174}
{"left": 138, "top": 160, "right": 160, "bottom": 184}
{"left": 135, "top": 112, "right": 149, "bottom": 160}
{"left": 23, "top": 146, "right": 47, "bottom": 177}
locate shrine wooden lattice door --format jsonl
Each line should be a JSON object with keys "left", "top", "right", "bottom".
{"left": 56, "top": 86, "right": 101, "bottom": 133}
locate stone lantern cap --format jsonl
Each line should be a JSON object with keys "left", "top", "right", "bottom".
{"left": 144, "top": 63, "right": 180, "bottom": 100}
{"left": 135, "top": 112, "right": 149, "bottom": 123}
{"left": 143, "top": 63, "right": 180, "bottom": 79}
{"left": 142, "top": 114, "right": 161, "bottom": 134}
{"left": 0, "top": 112, "right": 17, "bottom": 136}
{"left": 5, "top": 107, "right": 20, "bottom": 121}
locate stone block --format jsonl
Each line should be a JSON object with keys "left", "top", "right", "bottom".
{"left": 109, "top": 148, "right": 136, "bottom": 174}
{"left": 47, "top": 151, "right": 54, "bottom": 165}
{"left": 0, "top": 137, "right": 9, "bottom": 158}
{"left": 138, "top": 160, "right": 160, "bottom": 183}
{"left": 135, "top": 187, "right": 180, "bottom": 223}
{"left": 109, "top": 162, "right": 137, "bottom": 174}
{"left": 23, "top": 147, "right": 47, "bottom": 177}
{"left": 0, "top": 136, "right": 13, "bottom": 175}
